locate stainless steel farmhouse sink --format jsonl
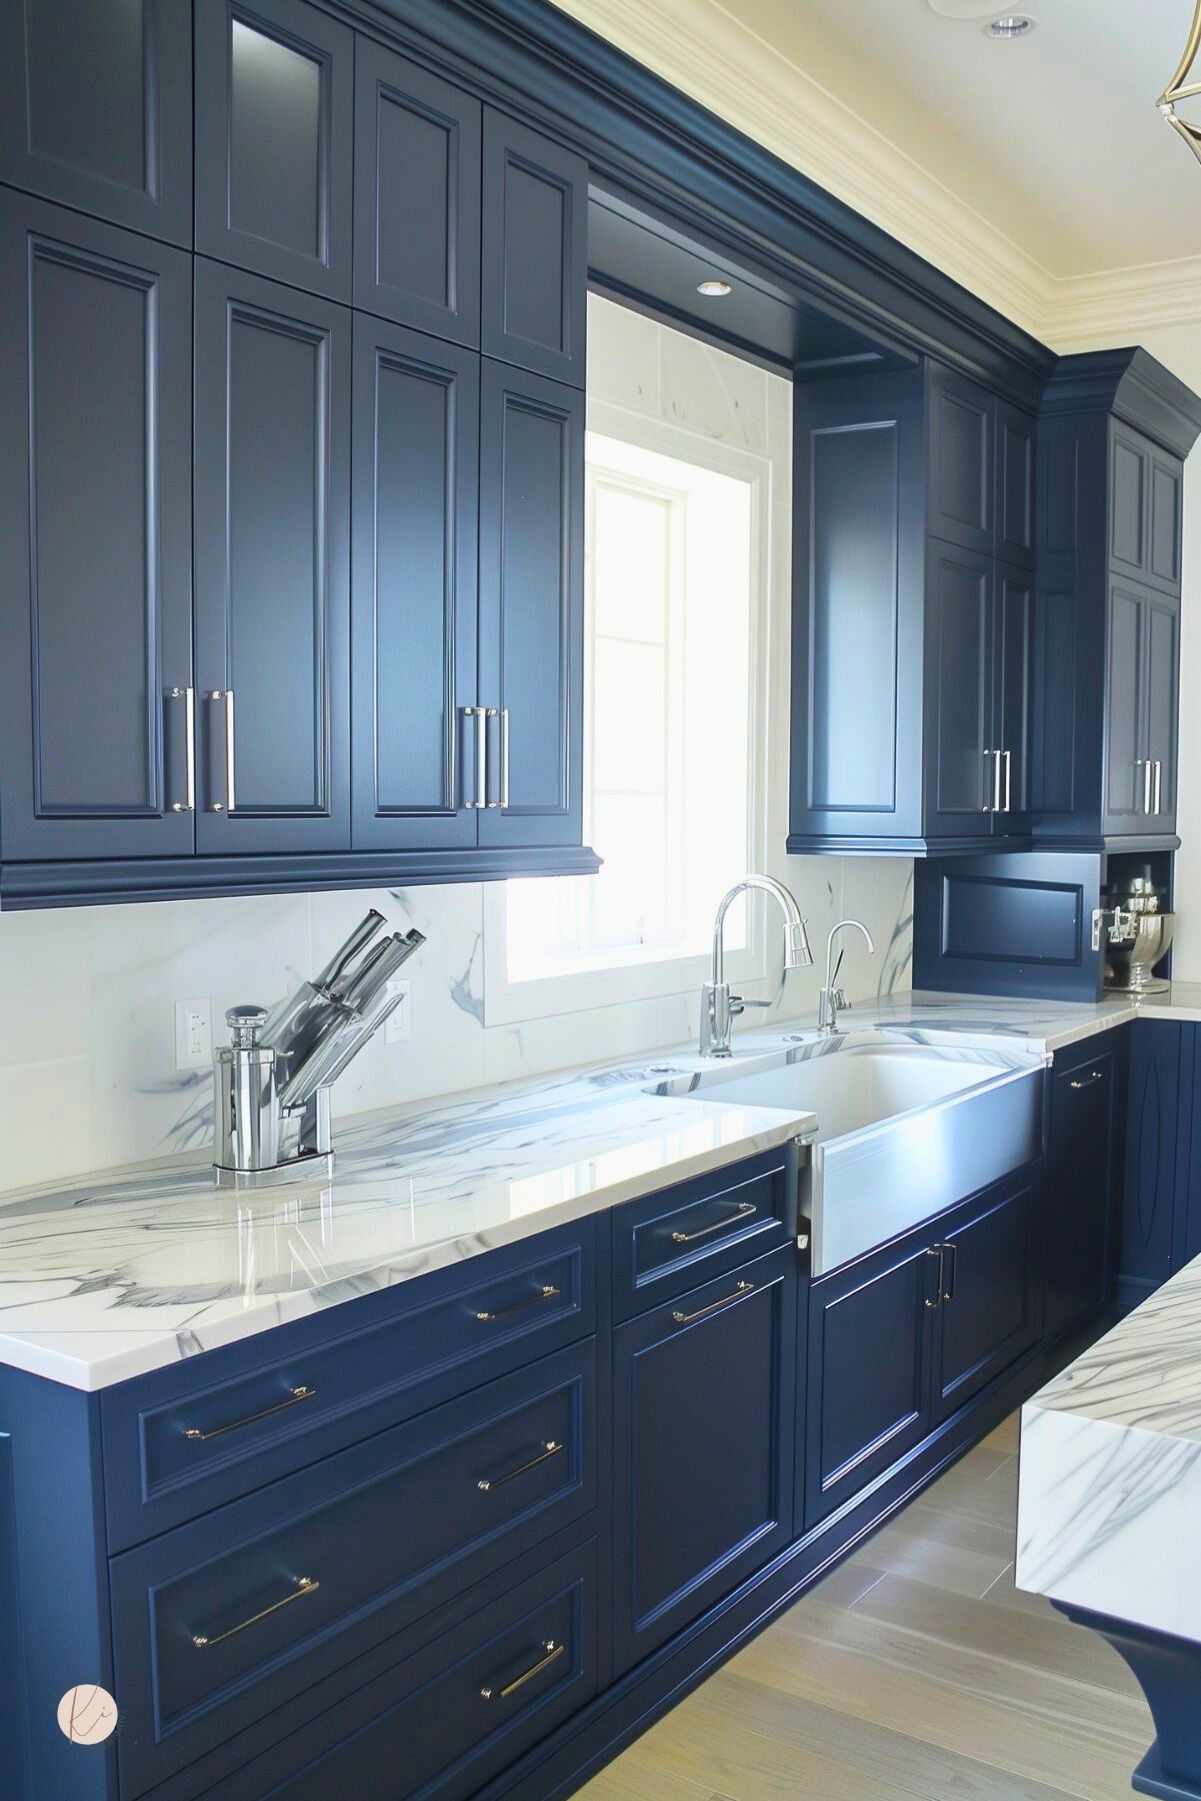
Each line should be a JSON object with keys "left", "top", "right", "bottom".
{"left": 653, "top": 1033, "right": 1046, "bottom": 1274}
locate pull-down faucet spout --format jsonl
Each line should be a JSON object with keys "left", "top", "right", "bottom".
{"left": 700, "top": 876, "right": 813, "bottom": 1058}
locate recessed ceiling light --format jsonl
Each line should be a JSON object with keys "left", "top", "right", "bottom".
{"left": 987, "top": 14, "right": 1035, "bottom": 37}
{"left": 697, "top": 278, "right": 732, "bottom": 297}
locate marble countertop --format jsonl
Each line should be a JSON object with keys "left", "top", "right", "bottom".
{"left": 4, "top": 983, "right": 1199, "bottom": 1394}
{"left": 1016, "top": 1249, "right": 1201, "bottom": 1641}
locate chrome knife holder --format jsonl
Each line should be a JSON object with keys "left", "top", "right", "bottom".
{"left": 213, "top": 910, "right": 425, "bottom": 1188}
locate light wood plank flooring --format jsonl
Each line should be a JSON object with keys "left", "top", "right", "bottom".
{"left": 580, "top": 1414, "right": 1152, "bottom": 1801}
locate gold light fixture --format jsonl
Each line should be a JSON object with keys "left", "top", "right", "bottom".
{"left": 1160, "top": 1, "right": 1201, "bottom": 166}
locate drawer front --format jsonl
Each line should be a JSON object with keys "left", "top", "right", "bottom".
{"left": 110, "top": 1343, "right": 596, "bottom": 1797}
{"left": 103, "top": 1218, "right": 596, "bottom": 1551}
{"left": 612, "top": 1148, "right": 795, "bottom": 1321}
{"left": 195, "top": 1542, "right": 598, "bottom": 1801}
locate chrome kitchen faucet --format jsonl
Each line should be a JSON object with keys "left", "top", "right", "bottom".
{"left": 818, "top": 918, "right": 875, "bottom": 1034}
{"left": 700, "top": 876, "right": 814, "bottom": 1057}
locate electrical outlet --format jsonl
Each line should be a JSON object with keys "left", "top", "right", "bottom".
{"left": 385, "top": 978, "right": 412, "bottom": 1044}
{"left": 174, "top": 998, "right": 212, "bottom": 1071}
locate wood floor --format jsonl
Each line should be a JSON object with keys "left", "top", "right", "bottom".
{"left": 579, "top": 1414, "right": 1153, "bottom": 1801}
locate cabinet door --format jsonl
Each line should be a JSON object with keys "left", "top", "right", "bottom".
{"left": 927, "top": 365, "right": 993, "bottom": 554}
{"left": 351, "top": 316, "right": 479, "bottom": 850}
{"left": 1148, "top": 451, "right": 1183, "bottom": 591}
{"left": 481, "top": 111, "right": 588, "bottom": 387}
{"left": 0, "top": 193, "right": 195, "bottom": 861}
{"left": 1110, "top": 426, "right": 1150, "bottom": 581}
{"left": 995, "top": 401, "right": 1035, "bottom": 567}
{"left": 195, "top": 0, "right": 353, "bottom": 299}
{"left": 1144, "top": 592, "right": 1179, "bottom": 832}
{"left": 612, "top": 1248, "right": 796, "bottom": 1674}
{"left": 1045, "top": 1042, "right": 1121, "bottom": 1343}
{"left": 0, "top": 0, "right": 192, "bottom": 245}
{"left": 353, "top": 38, "right": 481, "bottom": 345}
{"left": 931, "top": 1168, "right": 1042, "bottom": 1426}
{"left": 1103, "top": 580, "right": 1148, "bottom": 833}
{"left": 194, "top": 261, "right": 350, "bottom": 853}
{"left": 477, "top": 363, "right": 585, "bottom": 850}
{"left": 993, "top": 563, "right": 1033, "bottom": 830}
{"left": 1121, "top": 1022, "right": 1181, "bottom": 1301}
{"left": 927, "top": 542, "right": 993, "bottom": 831}
{"left": 804, "top": 1229, "right": 937, "bottom": 1530}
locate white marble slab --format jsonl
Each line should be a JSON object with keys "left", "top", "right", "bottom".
{"left": 1017, "top": 1250, "right": 1201, "bottom": 1639}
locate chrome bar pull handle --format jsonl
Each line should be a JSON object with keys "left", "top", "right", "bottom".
{"left": 1139, "top": 758, "right": 1151, "bottom": 815}
{"left": 480, "top": 1639, "right": 564, "bottom": 1701}
{"left": 671, "top": 1280, "right": 752, "bottom": 1325}
{"left": 182, "top": 1384, "right": 316, "bottom": 1443}
{"left": 1070, "top": 1070, "right": 1105, "bottom": 1090}
{"left": 1155, "top": 759, "right": 1164, "bottom": 815}
{"left": 474, "top": 1283, "right": 560, "bottom": 1323}
{"left": 477, "top": 1439, "right": 563, "bottom": 1492}
{"left": 169, "top": 686, "right": 195, "bottom": 812}
{"left": 924, "top": 1245, "right": 943, "bottom": 1309}
{"left": 484, "top": 707, "right": 500, "bottom": 807}
{"left": 671, "top": 1201, "right": 757, "bottom": 1244}
{"left": 192, "top": 1574, "right": 319, "bottom": 1649}
{"left": 1003, "top": 748, "right": 1012, "bottom": 814}
{"left": 500, "top": 707, "right": 511, "bottom": 809}
{"left": 982, "top": 749, "right": 993, "bottom": 812}
{"left": 940, "top": 1240, "right": 957, "bottom": 1304}
{"left": 210, "top": 690, "right": 235, "bottom": 811}
{"left": 462, "top": 707, "right": 485, "bottom": 808}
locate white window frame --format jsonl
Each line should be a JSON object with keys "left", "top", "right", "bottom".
{"left": 481, "top": 396, "right": 777, "bottom": 1028}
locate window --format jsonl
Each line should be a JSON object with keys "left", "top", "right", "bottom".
{"left": 484, "top": 302, "right": 785, "bottom": 1025}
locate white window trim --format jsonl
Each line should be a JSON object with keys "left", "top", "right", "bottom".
{"left": 481, "top": 395, "right": 779, "bottom": 1029}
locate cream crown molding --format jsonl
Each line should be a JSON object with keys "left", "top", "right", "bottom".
{"left": 552, "top": 0, "right": 1201, "bottom": 351}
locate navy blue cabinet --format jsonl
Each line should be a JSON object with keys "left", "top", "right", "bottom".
{"left": 353, "top": 39, "right": 482, "bottom": 345}
{"left": 1044, "top": 1030, "right": 1126, "bottom": 1344}
{"left": 0, "top": 193, "right": 196, "bottom": 864}
{"left": 0, "top": 0, "right": 193, "bottom": 246}
{"left": 927, "top": 364, "right": 993, "bottom": 555}
{"left": 1121, "top": 1021, "right": 1181, "bottom": 1305}
{"left": 612, "top": 1245, "right": 797, "bottom": 1673}
{"left": 481, "top": 112, "right": 588, "bottom": 389}
{"left": 927, "top": 541, "right": 993, "bottom": 830}
{"left": 193, "top": 260, "right": 352, "bottom": 852}
{"left": 195, "top": 0, "right": 354, "bottom": 300}
{"left": 931, "top": 1167, "right": 1042, "bottom": 1424}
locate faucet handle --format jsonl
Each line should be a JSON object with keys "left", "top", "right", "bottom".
{"left": 226, "top": 1004, "right": 268, "bottom": 1049}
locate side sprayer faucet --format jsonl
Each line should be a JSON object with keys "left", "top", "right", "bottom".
{"left": 700, "top": 876, "right": 813, "bottom": 1058}
{"left": 818, "top": 919, "right": 875, "bottom": 1035}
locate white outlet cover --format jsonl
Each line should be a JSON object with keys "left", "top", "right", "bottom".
{"left": 174, "top": 997, "right": 212, "bottom": 1071}
{"left": 385, "top": 979, "right": 412, "bottom": 1044}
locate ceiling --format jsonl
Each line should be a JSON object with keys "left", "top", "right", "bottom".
{"left": 717, "top": 0, "right": 1201, "bottom": 278}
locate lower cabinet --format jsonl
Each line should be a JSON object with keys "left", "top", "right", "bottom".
{"left": 805, "top": 1162, "right": 1043, "bottom": 1530}
{"left": 611, "top": 1244, "right": 797, "bottom": 1674}
{"left": 1044, "top": 1028, "right": 1126, "bottom": 1343}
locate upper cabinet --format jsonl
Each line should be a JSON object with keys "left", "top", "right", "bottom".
{"left": 195, "top": 0, "right": 354, "bottom": 299}
{"left": 788, "top": 359, "right": 1035, "bottom": 856}
{"left": 482, "top": 112, "right": 588, "bottom": 388}
{"left": 353, "top": 41, "right": 481, "bottom": 344}
{"left": 1033, "top": 350, "right": 1199, "bottom": 851}
{"left": 0, "top": 0, "right": 193, "bottom": 245}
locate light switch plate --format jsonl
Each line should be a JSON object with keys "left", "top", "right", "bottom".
{"left": 175, "top": 998, "right": 212, "bottom": 1070}
{"left": 385, "top": 979, "right": 412, "bottom": 1044}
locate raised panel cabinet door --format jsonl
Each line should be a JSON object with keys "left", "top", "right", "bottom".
{"left": 481, "top": 111, "right": 588, "bottom": 387}
{"left": 353, "top": 38, "right": 481, "bottom": 345}
{"left": 995, "top": 401, "right": 1035, "bottom": 567}
{"left": 1144, "top": 592, "right": 1179, "bottom": 832}
{"left": 804, "top": 1229, "right": 936, "bottom": 1530}
{"left": 1110, "top": 426, "right": 1149, "bottom": 579}
{"left": 927, "top": 542, "right": 993, "bottom": 831}
{"left": 612, "top": 1248, "right": 797, "bottom": 1675}
{"left": 0, "top": 192, "right": 195, "bottom": 861}
{"left": 0, "top": 0, "right": 192, "bottom": 245}
{"left": 1103, "top": 580, "right": 1148, "bottom": 834}
{"left": 1148, "top": 451, "right": 1183, "bottom": 591}
{"left": 927, "top": 363, "right": 993, "bottom": 554}
{"left": 931, "top": 1168, "right": 1042, "bottom": 1426}
{"left": 477, "top": 363, "right": 585, "bottom": 850}
{"left": 195, "top": 0, "right": 353, "bottom": 299}
{"left": 1121, "top": 1021, "right": 1182, "bottom": 1300}
{"left": 1045, "top": 1046, "right": 1118, "bottom": 1344}
{"left": 194, "top": 260, "right": 350, "bottom": 853}
{"left": 993, "top": 562, "right": 1033, "bottom": 830}
{"left": 351, "top": 316, "right": 479, "bottom": 850}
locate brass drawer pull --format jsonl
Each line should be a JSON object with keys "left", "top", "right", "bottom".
{"left": 480, "top": 1638, "right": 565, "bottom": 1701}
{"left": 1069, "top": 1071, "right": 1104, "bottom": 1090}
{"left": 192, "top": 1574, "right": 319, "bottom": 1649}
{"left": 477, "top": 1439, "right": 563, "bottom": 1493}
{"left": 474, "top": 1283, "right": 560, "bottom": 1323}
{"left": 671, "top": 1201, "right": 757, "bottom": 1244}
{"left": 672, "top": 1280, "right": 753, "bottom": 1325}
{"left": 182, "top": 1385, "right": 316, "bottom": 1443}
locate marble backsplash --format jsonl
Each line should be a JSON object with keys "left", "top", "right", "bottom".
{"left": 0, "top": 858, "right": 912, "bottom": 1194}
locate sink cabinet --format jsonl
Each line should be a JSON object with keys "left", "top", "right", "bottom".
{"left": 1043, "top": 1028, "right": 1127, "bottom": 1344}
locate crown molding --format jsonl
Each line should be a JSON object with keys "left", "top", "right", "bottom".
{"left": 550, "top": 0, "right": 1201, "bottom": 353}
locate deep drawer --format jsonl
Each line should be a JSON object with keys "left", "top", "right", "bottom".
{"left": 192, "top": 1541, "right": 598, "bottom": 1801}
{"left": 102, "top": 1216, "right": 596, "bottom": 1551}
{"left": 612, "top": 1146, "right": 796, "bottom": 1321}
{"left": 110, "top": 1341, "right": 596, "bottom": 1798}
